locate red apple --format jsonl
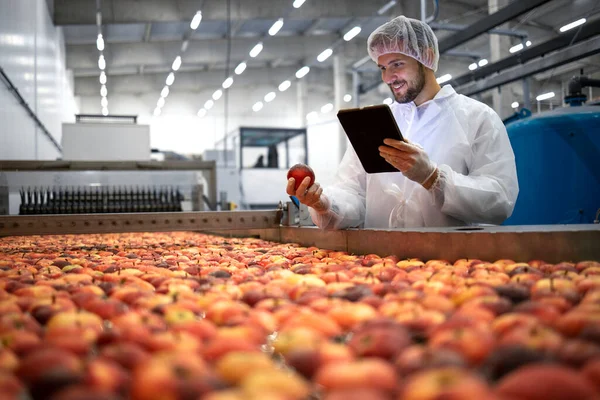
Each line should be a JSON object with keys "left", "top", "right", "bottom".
{"left": 287, "top": 163, "right": 315, "bottom": 191}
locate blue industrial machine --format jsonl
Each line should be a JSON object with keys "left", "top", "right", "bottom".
{"left": 504, "top": 76, "right": 600, "bottom": 225}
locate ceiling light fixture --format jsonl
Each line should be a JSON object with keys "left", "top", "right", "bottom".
{"left": 212, "top": 89, "right": 223, "bottom": 100}
{"left": 99, "top": 71, "right": 106, "bottom": 84}
{"left": 190, "top": 11, "right": 202, "bottom": 30}
{"left": 317, "top": 48, "right": 333, "bottom": 62}
{"left": 172, "top": 56, "right": 182, "bottom": 71}
{"left": 321, "top": 103, "right": 334, "bottom": 113}
{"left": 269, "top": 18, "right": 284, "bottom": 36}
{"left": 252, "top": 101, "right": 264, "bottom": 112}
{"left": 343, "top": 94, "right": 352, "bottom": 102}
{"left": 468, "top": 63, "right": 478, "bottom": 71}
{"left": 536, "top": 92, "right": 555, "bottom": 101}
{"left": 235, "top": 62, "right": 247, "bottom": 75}
{"left": 343, "top": 26, "right": 361, "bottom": 41}
{"left": 264, "top": 92, "right": 276, "bottom": 102}
{"left": 278, "top": 80, "right": 291, "bottom": 92}
{"left": 509, "top": 43, "right": 524, "bottom": 53}
{"left": 436, "top": 74, "right": 452, "bottom": 84}
{"left": 559, "top": 18, "right": 586, "bottom": 32}
{"left": 98, "top": 55, "right": 106, "bottom": 70}
{"left": 249, "top": 42, "right": 263, "bottom": 58}
{"left": 295, "top": 66, "right": 310, "bottom": 79}
{"left": 161, "top": 86, "right": 170, "bottom": 98}
{"left": 293, "top": 0, "right": 306, "bottom": 8}
{"left": 204, "top": 99, "right": 215, "bottom": 110}
{"left": 100, "top": 85, "right": 107, "bottom": 97}
{"left": 222, "top": 77, "right": 234, "bottom": 89}
{"left": 197, "top": 108, "right": 207, "bottom": 118}
{"left": 157, "top": 97, "right": 165, "bottom": 108}
{"left": 166, "top": 72, "right": 175, "bottom": 86}
{"left": 96, "top": 34, "right": 104, "bottom": 51}
{"left": 478, "top": 59, "right": 488, "bottom": 67}
{"left": 511, "top": 102, "right": 519, "bottom": 109}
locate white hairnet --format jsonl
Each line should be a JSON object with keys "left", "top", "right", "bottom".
{"left": 367, "top": 16, "right": 439, "bottom": 72}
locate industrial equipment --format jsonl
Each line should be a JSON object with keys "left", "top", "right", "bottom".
{"left": 0, "top": 160, "right": 218, "bottom": 216}
{"left": 504, "top": 75, "right": 600, "bottom": 225}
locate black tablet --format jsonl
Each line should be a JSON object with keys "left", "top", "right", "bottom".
{"left": 337, "top": 104, "right": 405, "bottom": 174}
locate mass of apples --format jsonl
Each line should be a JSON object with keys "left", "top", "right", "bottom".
{"left": 1, "top": 231, "right": 600, "bottom": 400}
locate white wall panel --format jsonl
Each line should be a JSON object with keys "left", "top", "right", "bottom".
{"left": 0, "top": 0, "right": 76, "bottom": 160}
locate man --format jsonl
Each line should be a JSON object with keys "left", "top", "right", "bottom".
{"left": 286, "top": 16, "right": 519, "bottom": 229}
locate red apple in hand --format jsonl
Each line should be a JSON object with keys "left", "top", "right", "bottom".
{"left": 287, "top": 163, "right": 315, "bottom": 191}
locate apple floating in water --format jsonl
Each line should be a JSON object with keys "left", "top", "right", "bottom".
{"left": 287, "top": 163, "right": 315, "bottom": 191}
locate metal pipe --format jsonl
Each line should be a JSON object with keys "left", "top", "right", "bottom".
{"left": 426, "top": 0, "right": 440, "bottom": 23}
{"left": 421, "top": 0, "right": 427, "bottom": 22}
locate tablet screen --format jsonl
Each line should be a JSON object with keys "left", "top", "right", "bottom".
{"left": 337, "top": 104, "right": 404, "bottom": 174}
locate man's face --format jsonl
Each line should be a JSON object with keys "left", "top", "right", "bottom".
{"left": 378, "top": 53, "right": 426, "bottom": 104}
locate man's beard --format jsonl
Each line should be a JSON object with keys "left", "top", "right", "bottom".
{"left": 389, "top": 63, "right": 426, "bottom": 104}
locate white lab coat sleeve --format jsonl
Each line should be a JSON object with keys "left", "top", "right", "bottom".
{"left": 431, "top": 107, "right": 519, "bottom": 225}
{"left": 309, "top": 146, "right": 367, "bottom": 230}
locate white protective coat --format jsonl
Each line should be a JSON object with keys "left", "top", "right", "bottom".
{"left": 309, "top": 85, "right": 519, "bottom": 229}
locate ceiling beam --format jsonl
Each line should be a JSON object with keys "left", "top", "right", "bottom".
{"left": 73, "top": 66, "right": 340, "bottom": 96}
{"left": 66, "top": 34, "right": 367, "bottom": 74}
{"left": 438, "top": 0, "right": 553, "bottom": 53}
{"left": 54, "top": 0, "right": 390, "bottom": 25}
{"left": 456, "top": 36, "right": 600, "bottom": 96}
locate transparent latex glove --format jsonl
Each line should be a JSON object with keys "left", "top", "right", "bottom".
{"left": 384, "top": 183, "right": 406, "bottom": 228}
{"left": 286, "top": 176, "right": 330, "bottom": 213}
{"left": 379, "top": 138, "right": 437, "bottom": 186}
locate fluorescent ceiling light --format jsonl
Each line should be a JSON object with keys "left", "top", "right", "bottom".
{"left": 98, "top": 55, "right": 106, "bottom": 70}
{"left": 436, "top": 74, "right": 452, "bottom": 84}
{"left": 321, "top": 103, "right": 334, "bottom": 113}
{"left": 153, "top": 107, "right": 161, "bottom": 116}
{"left": 101, "top": 97, "right": 108, "bottom": 107}
{"left": 190, "top": 11, "right": 202, "bottom": 30}
{"left": 511, "top": 102, "right": 519, "bottom": 109}
{"left": 172, "top": 56, "right": 182, "bottom": 71}
{"left": 536, "top": 92, "right": 555, "bottom": 101}
{"left": 166, "top": 72, "right": 175, "bottom": 86}
{"left": 509, "top": 43, "right": 524, "bottom": 53}
{"left": 222, "top": 77, "right": 234, "bottom": 89}
{"left": 96, "top": 34, "right": 104, "bottom": 51}
{"left": 197, "top": 108, "right": 207, "bottom": 118}
{"left": 100, "top": 85, "right": 107, "bottom": 97}
{"left": 295, "top": 66, "right": 310, "bottom": 79}
{"left": 235, "top": 62, "right": 247, "bottom": 75}
{"left": 344, "top": 26, "right": 361, "bottom": 41}
{"left": 157, "top": 97, "right": 165, "bottom": 108}
{"left": 478, "top": 59, "right": 488, "bottom": 67}
{"left": 212, "top": 89, "right": 223, "bottom": 100}
{"left": 278, "top": 80, "right": 291, "bottom": 92}
{"left": 343, "top": 94, "right": 352, "bottom": 102}
{"left": 468, "top": 63, "right": 478, "bottom": 71}
{"left": 559, "top": 18, "right": 586, "bottom": 33}
{"left": 306, "top": 111, "right": 319, "bottom": 121}
{"left": 181, "top": 40, "right": 189, "bottom": 52}
{"left": 101, "top": 107, "right": 108, "bottom": 116}
{"left": 317, "top": 48, "right": 333, "bottom": 62}
{"left": 264, "top": 92, "right": 276, "bottom": 102}
{"left": 252, "top": 101, "right": 264, "bottom": 112}
{"left": 378, "top": 0, "right": 397, "bottom": 15}
{"left": 161, "top": 86, "right": 170, "bottom": 98}
{"left": 269, "top": 18, "right": 284, "bottom": 36}
{"left": 293, "top": 0, "right": 306, "bottom": 8}
{"left": 99, "top": 71, "right": 106, "bottom": 84}
{"left": 383, "top": 97, "right": 393, "bottom": 105}
{"left": 204, "top": 99, "right": 214, "bottom": 110}
{"left": 249, "top": 42, "right": 263, "bottom": 58}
